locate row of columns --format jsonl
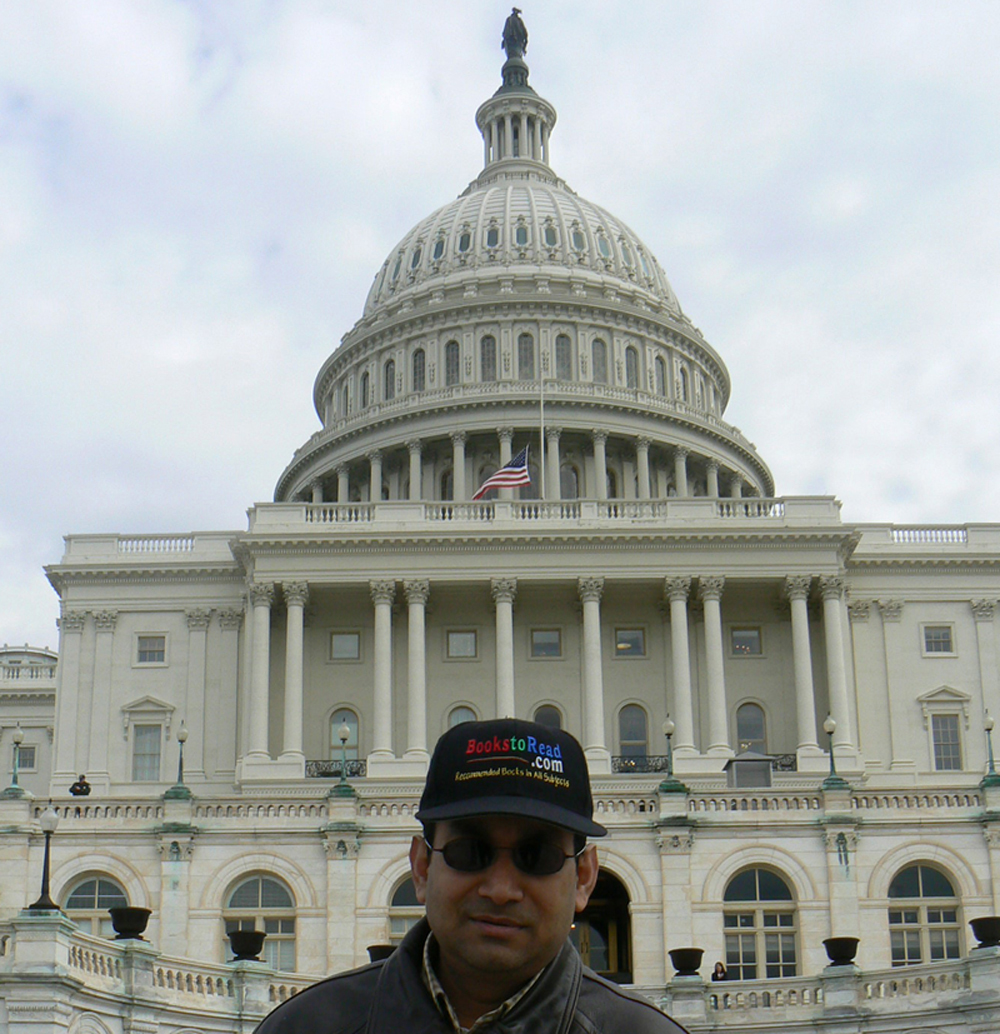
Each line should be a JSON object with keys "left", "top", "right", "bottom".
{"left": 484, "top": 112, "right": 549, "bottom": 165}
{"left": 243, "top": 573, "right": 855, "bottom": 765}
{"left": 312, "top": 429, "right": 749, "bottom": 504}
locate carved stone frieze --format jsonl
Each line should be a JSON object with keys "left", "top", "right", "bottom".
{"left": 823, "top": 829, "right": 859, "bottom": 850}
{"left": 322, "top": 825, "right": 361, "bottom": 859}
{"left": 656, "top": 829, "right": 694, "bottom": 853}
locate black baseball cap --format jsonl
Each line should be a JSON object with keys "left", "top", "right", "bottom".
{"left": 416, "top": 718, "right": 607, "bottom": 837}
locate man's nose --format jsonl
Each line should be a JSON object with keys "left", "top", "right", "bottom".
{"left": 477, "top": 850, "right": 525, "bottom": 903}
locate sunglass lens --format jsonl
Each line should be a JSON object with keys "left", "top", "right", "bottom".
{"left": 513, "top": 841, "right": 566, "bottom": 875}
{"left": 442, "top": 837, "right": 494, "bottom": 872}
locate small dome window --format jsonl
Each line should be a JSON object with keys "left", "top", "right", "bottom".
{"left": 571, "top": 229, "right": 585, "bottom": 251}
{"left": 639, "top": 251, "right": 651, "bottom": 277}
{"left": 486, "top": 226, "right": 500, "bottom": 248}
{"left": 458, "top": 231, "right": 471, "bottom": 253}
{"left": 597, "top": 235, "right": 612, "bottom": 259}
{"left": 410, "top": 246, "right": 422, "bottom": 270}
{"left": 544, "top": 225, "right": 558, "bottom": 248}
{"left": 621, "top": 243, "right": 633, "bottom": 267}
{"left": 515, "top": 225, "right": 529, "bottom": 246}
{"left": 433, "top": 238, "right": 445, "bottom": 261}
{"left": 391, "top": 255, "right": 402, "bottom": 281}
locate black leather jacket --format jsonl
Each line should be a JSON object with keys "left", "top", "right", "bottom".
{"left": 256, "top": 919, "right": 688, "bottom": 1034}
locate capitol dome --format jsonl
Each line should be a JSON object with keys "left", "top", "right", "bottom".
{"left": 275, "top": 31, "right": 773, "bottom": 505}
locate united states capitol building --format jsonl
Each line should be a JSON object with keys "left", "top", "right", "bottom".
{"left": 3, "top": 17, "right": 1000, "bottom": 1034}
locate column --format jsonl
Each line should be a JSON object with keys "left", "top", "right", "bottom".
{"left": 673, "top": 447, "right": 689, "bottom": 498}
{"left": 483, "top": 126, "right": 490, "bottom": 166}
{"left": 404, "top": 580, "right": 430, "bottom": 759}
{"left": 247, "top": 582, "right": 275, "bottom": 759}
{"left": 185, "top": 608, "right": 211, "bottom": 780}
{"left": 215, "top": 608, "right": 243, "bottom": 779}
{"left": 700, "top": 577, "right": 730, "bottom": 755}
{"left": 490, "top": 120, "right": 497, "bottom": 163}
{"left": 785, "top": 576, "right": 819, "bottom": 751}
{"left": 337, "top": 464, "right": 349, "bottom": 503}
{"left": 281, "top": 582, "right": 308, "bottom": 761}
{"left": 973, "top": 600, "right": 999, "bottom": 714}
{"left": 578, "top": 577, "right": 610, "bottom": 768}
{"left": 729, "top": 474, "right": 743, "bottom": 499}
{"left": 546, "top": 427, "right": 562, "bottom": 501}
{"left": 368, "top": 450, "right": 382, "bottom": 503}
{"left": 492, "top": 578, "right": 517, "bottom": 718}
{"left": 593, "top": 431, "right": 608, "bottom": 501}
{"left": 706, "top": 461, "right": 720, "bottom": 499}
{"left": 370, "top": 580, "right": 396, "bottom": 759}
{"left": 407, "top": 439, "right": 422, "bottom": 501}
{"left": 533, "top": 118, "right": 542, "bottom": 160}
{"left": 636, "top": 438, "right": 651, "bottom": 500}
{"left": 311, "top": 481, "right": 323, "bottom": 504}
{"left": 541, "top": 123, "right": 549, "bottom": 163}
{"left": 665, "top": 577, "right": 696, "bottom": 752}
{"left": 88, "top": 610, "right": 117, "bottom": 781}
{"left": 497, "top": 427, "right": 514, "bottom": 500}
{"left": 52, "top": 610, "right": 86, "bottom": 785}
{"left": 451, "top": 431, "right": 467, "bottom": 501}
{"left": 820, "top": 576, "right": 854, "bottom": 750}
{"left": 504, "top": 113, "right": 513, "bottom": 157}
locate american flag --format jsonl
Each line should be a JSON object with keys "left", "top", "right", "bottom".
{"left": 472, "top": 446, "right": 532, "bottom": 500}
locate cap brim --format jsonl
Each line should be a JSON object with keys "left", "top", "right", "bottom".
{"left": 416, "top": 795, "right": 607, "bottom": 837}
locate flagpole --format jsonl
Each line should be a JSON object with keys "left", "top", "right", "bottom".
{"left": 539, "top": 371, "right": 545, "bottom": 501}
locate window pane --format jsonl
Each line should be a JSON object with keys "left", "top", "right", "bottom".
{"left": 919, "top": 866, "right": 956, "bottom": 898}
{"left": 447, "top": 631, "right": 477, "bottom": 658}
{"left": 448, "top": 706, "right": 476, "bottom": 727}
{"left": 724, "top": 871, "right": 758, "bottom": 902}
{"left": 331, "top": 632, "right": 360, "bottom": 660}
{"left": 261, "top": 878, "right": 293, "bottom": 909}
{"left": 757, "top": 871, "right": 793, "bottom": 902}
{"left": 229, "top": 878, "right": 260, "bottom": 909}
{"left": 615, "top": 629, "right": 645, "bottom": 657}
{"left": 392, "top": 879, "right": 419, "bottom": 907}
{"left": 736, "top": 704, "right": 766, "bottom": 752}
{"left": 518, "top": 334, "right": 535, "bottom": 379}
{"left": 413, "top": 349, "right": 426, "bottom": 392}
{"left": 592, "top": 340, "right": 607, "bottom": 384}
{"left": 555, "top": 335, "right": 572, "bottom": 380}
{"left": 932, "top": 715, "right": 961, "bottom": 770}
{"left": 534, "top": 705, "right": 562, "bottom": 729}
{"left": 66, "top": 880, "right": 98, "bottom": 909}
{"left": 96, "top": 880, "right": 128, "bottom": 909}
{"left": 132, "top": 724, "right": 161, "bottom": 782}
{"left": 889, "top": 866, "right": 921, "bottom": 898}
{"left": 481, "top": 336, "right": 497, "bottom": 381}
{"left": 531, "top": 629, "right": 561, "bottom": 657}
{"left": 731, "top": 628, "right": 761, "bottom": 656}
{"left": 924, "top": 626, "right": 953, "bottom": 653}
{"left": 137, "top": 635, "right": 165, "bottom": 663}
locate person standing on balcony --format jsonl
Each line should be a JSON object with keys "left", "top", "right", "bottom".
{"left": 256, "top": 718, "right": 688, "bottom": 1033}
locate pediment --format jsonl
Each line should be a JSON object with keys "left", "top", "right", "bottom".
{"left": 121, "top": 695, "right": 175, "bottom": 738}
{"left": 917, "top": 685, "right": 971, "bottom": 728}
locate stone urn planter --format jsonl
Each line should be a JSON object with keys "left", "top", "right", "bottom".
{"left": 228, "top": 929, "right": 267, "bottom": 961}
{"left": 668, "top": 947, "right": 704, "bottom": 977}
{"left": 970, "top": 916, "right": 1000, "bottom": 948}
{"left": 823, "top": 936, "right": 860, "bottom": 966}
{"left": 108, "top": 906, "right": 152, "bottom": 941}
{"left": 367, "top": 944, "right": 396, "bottom": 962}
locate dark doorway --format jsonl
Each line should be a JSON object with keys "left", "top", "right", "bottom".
{"left": 571, "top": 870, "right": 632, "bottom": 982}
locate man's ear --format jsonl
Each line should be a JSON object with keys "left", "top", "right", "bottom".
{"left": 409, "top": 835, "right": 429, "bottom": 904}
{"left": 574, "top": 844, "right": 600, "bottom": 913}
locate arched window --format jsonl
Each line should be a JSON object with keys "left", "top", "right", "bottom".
{"left": 606, "top": 468, "right": 618, "bottom": 499}
{"left": 445, "top": 341, "right": 460, "bottom": 386}
{"left": 655, "top": 356, "right": 666, "bottom": 396}
{"left": 555, "top": 334, "right": 572, "bottom": 380}
{"left": 224, "top": 876, "right": 296, "bottom": 971}
{"left": 448, "top": 705, "right": 477, "bottom": 727}
{"left": 361, "top": 372, "right": 370, "bottom": 409}
{"left": 342, "top": 384, "right": 350, "bottom": 416}
{"left": 618, "top": 705, "right": 647, "bottom": 758}
{"left": 560, "top": 464, "right": 579, "bottom": 500}
{"left": 679, "top": 367, "right": 689, "bottom": 402}
{"left": 625, "top": 346, "right": 639, "bottom": 389}
{"left": 329, "top": 708, "right": 359, "bottom": 761}
{"left": 534, "top": 705, "right": 562, "bottom": 729}
{"left": 389, "top": 877, "right": 424, "bottom": 945}
{"left": 440, "top": 469, "right": 454, "bottom": 501}
{"left": 384, "top": 359, "right": 395, "bottom": 401}
{"left": 480, "top": 335, "right": 497, "bottom": 381}
{"left": 736, "top": 703, "right": 767, "bottom": 753}
{"left": 592, "top": 339, "right": 608, "bottom": 384}
{"left": 570, "top": 871, "right": 632, "bottom": 982}
{"left": 888, "top": 865, "right": 961, "bottom": 965}
{"left": 518, "top": 333, "right": 535, "bottom": 379}
{"left": 724, "top": 869, "right": 797, "bottom": 979}
{"left": 412, "top": 348, "right": 426, "bottom": 392}
{"left": 64, "top": 876, "right": 128, "bottom": 938}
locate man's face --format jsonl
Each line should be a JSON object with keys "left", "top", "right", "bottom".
{"left": 409, "top": 814, "right": 599, "bottom": 991}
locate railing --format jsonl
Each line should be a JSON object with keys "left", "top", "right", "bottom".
{"left": 305, "top": 760, "right": 368, "bottom": 779}
{"left": 689, "top": 793, "right": 823, "bottom": 813}
{"left": 852, "top": 791, "right": 980, "bottom": 811}
{"left": 716, "top": 499, "right": 785, "bottom": 518}
{"left": 0, "top": 665, "right": 56, "bottom": 681}
{"left": 304, "top": 504, "right": 373, "bottom": 524}
{"left": 862, "top": 959, "right": 970, "bottom": 1000}
{"left": 707, "top": 975, "right": 824, "bottom": 1012}
{"left": 117, "top": 535, "right": 196, "bottom": 553}
{"left": 891, "top": 526, "right": 968, "bottom": 545}
{"left": 611, "top": 754, "right": 797, "bottom": 774}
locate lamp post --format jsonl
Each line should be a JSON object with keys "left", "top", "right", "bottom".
{"left": 164, "top": 720, "right": 192, "bottom": 800}
{"left": 330, "top": 721, "right": 355, "bottom": 798}
{"left": 1, "top": 723, "right": 26, "bottom": 799}
{"left": 982, "top": 713, "right": 1000, "bottom": 789}
{"left": 658, "top": 716, "right": 688, "bottom": 794}
{"left": 27, "top": 803, "right": 60, "bottom": 911}
{"left": 821, "top": 714, "right": 849, "bottom": 790}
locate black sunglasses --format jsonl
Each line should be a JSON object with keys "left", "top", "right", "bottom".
{"left": 425, "top": 836, "right": 584, "bottom": 876}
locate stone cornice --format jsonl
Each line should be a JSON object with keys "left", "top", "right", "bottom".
{"left": 45, "top": 566, "right": 244, "bottom": 591}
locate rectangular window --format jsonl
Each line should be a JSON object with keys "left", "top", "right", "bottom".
{"left": 15, "top": 745, "right": 36, "bottom": 771}
{"left": 330, "top": 631, "right": 361, "bottom": 661}
{"left": 932, "top": 714, "right": 962, "bottom": 770}
{"left": 132, "top": 724, "right": 161, "bottom": 782}
{"left": 614, "top": 628, "right": 645, "bottom": 657}
{"left": 136, "top": 635, "right": 166, "bottom": 664}
{"left": 447, "top": 630, "right": 478, "bottom": 659}
{"left": 530, "top": 629, "right": 562, "bottom": 658}
{"left": 923, "top": 625, "right": 955, "bottom": 655}
{"left": 731, "top": 627, "right": 762, "bottom": 656}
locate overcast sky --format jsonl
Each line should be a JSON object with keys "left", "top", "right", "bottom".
{"left": 3, "top": 1, "right": 1000, "bottom": 650}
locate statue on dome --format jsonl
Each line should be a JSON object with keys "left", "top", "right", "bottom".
{"left": 502, "top": 8, "right": 528, "bottom": 60}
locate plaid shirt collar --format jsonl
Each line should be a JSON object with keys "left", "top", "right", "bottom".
{"left": 421, "top": 930, "right": 545, "bottom": 1034}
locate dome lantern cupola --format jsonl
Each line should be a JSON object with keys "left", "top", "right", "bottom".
{"left": 475, "top": 9, "right": 557, "bottom": 183}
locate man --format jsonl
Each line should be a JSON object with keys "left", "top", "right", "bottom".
{"left": 257, "top": 719, "right": 687, "bottom": 1032}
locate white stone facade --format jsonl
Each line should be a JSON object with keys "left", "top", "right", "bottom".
{"left": 3, "top": 25, "right": 1000, "bottom": 1034}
